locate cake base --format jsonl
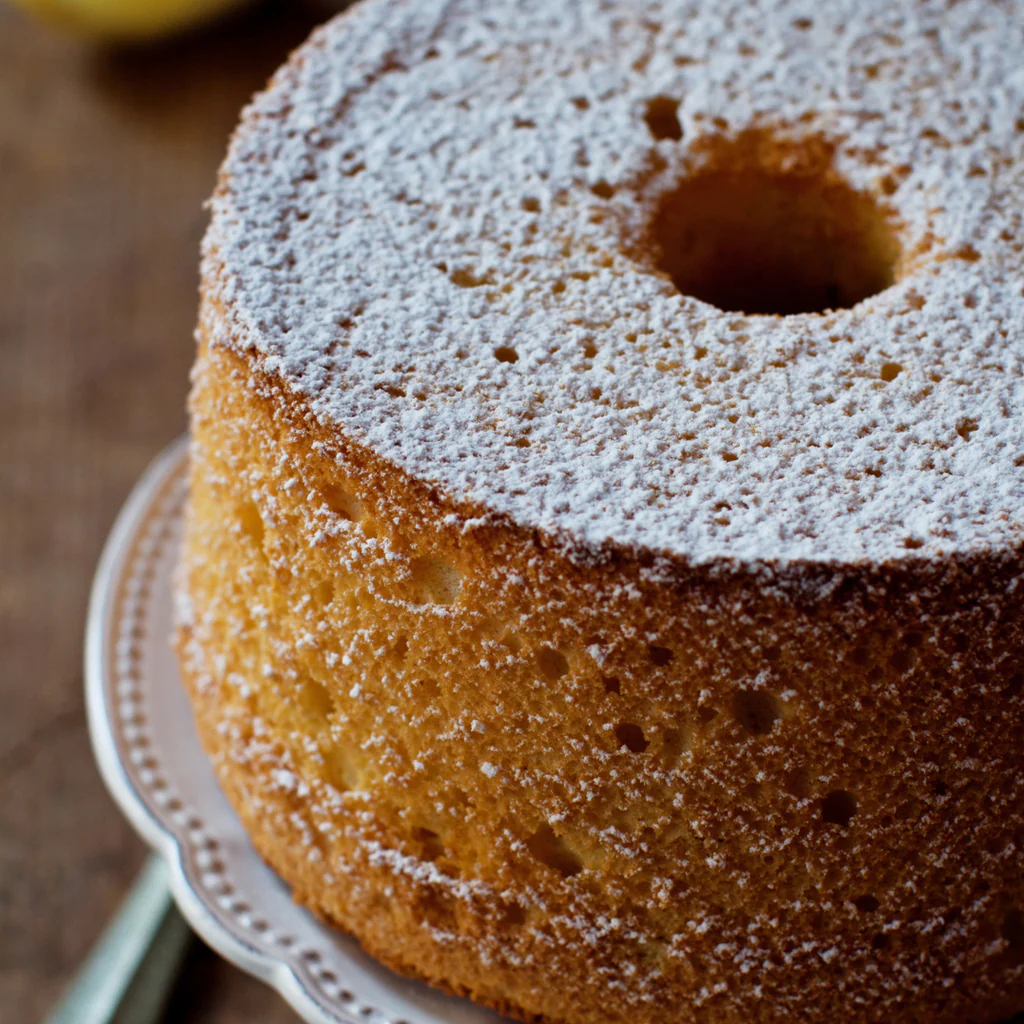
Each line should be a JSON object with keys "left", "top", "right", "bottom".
{"left": 176, "top": 335, "right": 1024, "bottom": 1024}
{"left": 179, "top": 623, "right": 1024, "bottom": 1024}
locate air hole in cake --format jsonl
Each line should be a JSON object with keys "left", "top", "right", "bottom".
{"left": 238, "top": 500, "right": 265, "bottom": 547}
{"left": 526, "top": 824, "right": 584, "bottom": 878}
{"left": 731, "top": 689, "right": 782, "bottom": 735}
{"left": 872, "top": 932, "right": 890, "bottom": 950}
{"left": 410, "top": 557, "right": 461, "bottom": 605}
{"left": 494, "top": 346, "right": 519, "bottom": 363}
{"left": 591, "top": 180, "right": 616, "bottom": 200}
{"left": 957, "top": 418, "right": 979, "bottom": 441}
{"left": 648, "top": 135, "right": 901, "bottom": 315}
{"left": 821, "top": 789, "right": 858, "bottom": 827}
{"left": 412, "top": 827, "right": 446, "bottom": 862}
{"left": 536, "top": 646, "right": 570, "bottom": 681}
{"left": 450, "top": 267, "right": 492, "bottom": 288}
{"left": 889, "top": 646, "right": 917, "bottom": 673}
{"left": 880, "top": 362, "right": 903, "bottom": 382}
{"left": 603, "top": 676, "right": 621, "bottom": 695}
{"left": 644, "top": 96, "right": 683, "bottom": 141}
{"left": 521, "top": 197, "right": 541, "bottom": 213}
{"left": 1003, "top": 909, "right": 1024, "bottom": 963}
{"left": 503, "top": 903, "right": 527, "bottom": 926}
{"left": 419, "top": 888, "right": 456, "bottom": 928}
{"left": 323, "top": 748, "right": 361, "bottom": 792}
{"left": 697, "top": 705, "right": 718, "bottom": 726}
{"left": 296, "top": 678, "right": 333, "bottom": 722}
{"left": 854, "top": 894, "right": 880, "bottom": 914}
{"left": 615, "top": 721, "right": 649, "bottom": 753}
{"left": 322, "top": 484, "right": 362, "bottom": 522}
{"left": 313, "top": 579, "right": 334, "bottom": 609}
{"left": 648, "top": 644, "right": 674, "bottom": 666}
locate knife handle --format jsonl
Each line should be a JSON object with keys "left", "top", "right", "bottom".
{"left": 42, "top": 855, "right": 192, "bottom": 1024}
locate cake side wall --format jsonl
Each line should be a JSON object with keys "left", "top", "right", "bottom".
{"left": 176, "top": 305, "right": 1024, "bottom": 1024}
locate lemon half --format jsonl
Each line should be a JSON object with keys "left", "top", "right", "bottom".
{"left": 12, "top": 0, "right": 255, "bottom": 40}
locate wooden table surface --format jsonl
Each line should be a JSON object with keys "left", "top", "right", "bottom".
{"left": 0, "top": 4, "right": 341, "bottom": 1020}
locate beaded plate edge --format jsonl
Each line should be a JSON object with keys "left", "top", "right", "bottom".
{"left": 84, "top": 436, "right": 503, "bottom": 1024}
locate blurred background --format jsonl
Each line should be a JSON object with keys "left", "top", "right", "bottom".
{"left": 0, "top": 2, "right": 343, "bottom": 1019}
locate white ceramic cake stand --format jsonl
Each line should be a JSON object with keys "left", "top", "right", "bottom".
{"left": 85, "top": 437, "right": 508, "bottom": 1024}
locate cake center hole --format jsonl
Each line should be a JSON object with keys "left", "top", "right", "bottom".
{"left": 650, "top": 142, "right": 901, "bottom": 315}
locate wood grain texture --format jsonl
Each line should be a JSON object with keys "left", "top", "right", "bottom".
{"left": 0, "top": 4, "right": 335, "bottom": 1020}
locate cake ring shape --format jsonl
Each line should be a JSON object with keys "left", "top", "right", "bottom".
{"left": 176, "top": 1, "right": 1024, "bottom": 1022}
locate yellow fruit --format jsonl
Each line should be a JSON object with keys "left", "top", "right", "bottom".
{"left": 11, "top": 0, "right": 255, "bottom": 40}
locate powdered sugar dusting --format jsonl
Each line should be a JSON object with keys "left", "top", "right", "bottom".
{"left": 205, "top": 0, "right": 1024, "bottom": 566}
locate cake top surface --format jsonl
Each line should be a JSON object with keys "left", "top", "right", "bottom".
{"left": 205, "top": 0, "right": 1024, "bottom": 571}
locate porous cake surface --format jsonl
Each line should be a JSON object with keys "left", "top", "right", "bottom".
{"left": 181, "top": 2, "right": 1024, "bottom": 1023}
{"left": 204, "top": 0, "right": 1024, "bottom": 571}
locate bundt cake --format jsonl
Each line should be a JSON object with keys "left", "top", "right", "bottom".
{"left": 176, "top": 0, "right": 1024, "bottom": 1021}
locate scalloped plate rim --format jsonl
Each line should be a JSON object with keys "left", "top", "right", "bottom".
{"left": 84, "top": 436, "right": 348, "bottom": 1024}
{"left": 84, "top": 437, "right": 509, "bottom": 1024}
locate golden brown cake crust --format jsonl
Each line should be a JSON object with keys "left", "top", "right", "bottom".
{"left": 178, "top": 329, "right": 1024, "bottom": 1024}
{"left": 178, "top": 0, "right": 1024, "bottom": 1020}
